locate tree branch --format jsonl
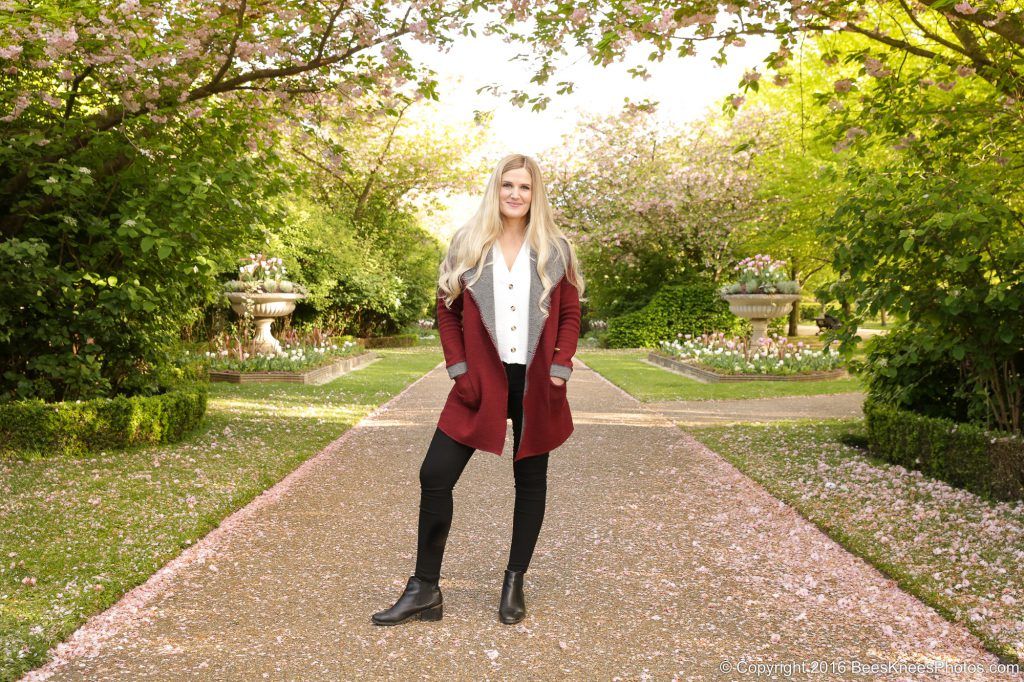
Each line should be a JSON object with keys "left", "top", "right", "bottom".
{"left": 894, "top": 0, "right": 968, "bottom": 56}
{"left": 63, "top": 65, "right": 96, "bottom": 121}
{"left": 209, "top": 0, "right": 248, "bottom": 88}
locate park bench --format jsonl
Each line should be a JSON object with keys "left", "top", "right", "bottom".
{"left": 814, "top": 314, "right": 841, "bottom": 334}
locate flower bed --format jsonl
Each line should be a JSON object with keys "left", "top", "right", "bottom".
{"left": 199, "top": 338, "right": 363, "bottom": 372}
{"left": 656, "top": 332, "right": 846, "bottom": 379}
{"left": 207, "top": 350, "right": 376, "bottom": 385}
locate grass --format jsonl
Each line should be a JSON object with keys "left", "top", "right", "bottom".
{"left": 578, "top": 350, "right": 864, "bottom": 401}
{"left": 688, "top": 419, "right": 1024, "bottom": 665}
{"left": 0, "top": 348, "right": 442, "bottom": 682}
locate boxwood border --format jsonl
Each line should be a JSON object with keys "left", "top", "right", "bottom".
{"left": 863, "top": 398, "right": 1024, "bottom": 502}
{"left": 0, "top": 384, "right": 208, "bottom": 459}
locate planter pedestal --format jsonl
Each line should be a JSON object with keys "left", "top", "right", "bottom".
{"left": 721, "top": 293, "right": 802, "bottom": 344}
{"left": 225, "top": 292, "right": 306, "bottom": 354}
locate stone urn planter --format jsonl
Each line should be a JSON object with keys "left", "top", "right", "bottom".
{"left": 722, "top": 293, "right": 802, "bottom": 344}
{"left": 225, "top": 292, "right": 306, "bottom": 354}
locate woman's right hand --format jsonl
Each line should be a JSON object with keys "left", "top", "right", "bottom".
{"left": 453, "top": 372, "right": 479, "bottom": 407}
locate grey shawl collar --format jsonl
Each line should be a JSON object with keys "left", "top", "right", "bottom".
{"left": 462, "top": 243, "right": 567, "bottom": 372}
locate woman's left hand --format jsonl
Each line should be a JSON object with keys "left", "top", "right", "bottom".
{"left": 549, "top": 377, "right": 566, "bottom": 387}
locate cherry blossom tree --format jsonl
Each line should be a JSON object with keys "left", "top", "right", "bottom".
{"left": 546, "top": 101, "right": 767, "bottom": 317}
{"left": 0, "top": 0, "right": 496, "bottom": 400}
{"left": 0, "top": 0, "right": 500, "bottom": 234}
{"left": 482, "top": 0, "right": 1024, "bottom": 115}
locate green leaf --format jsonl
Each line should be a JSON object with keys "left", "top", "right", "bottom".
{"left": 141, "top": 237, "right": 156, "bottom": 252}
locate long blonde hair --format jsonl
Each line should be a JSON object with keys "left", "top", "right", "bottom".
{"left": 438, "top": 153, "right": 586, "bottom": 317}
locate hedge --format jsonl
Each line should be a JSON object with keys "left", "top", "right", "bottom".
{"left": 863, "top": 398, "right": 1024, "bottom": 502}
{"left": 604, "top": 279, "right": 746, "bottom": 348}
{"left": 362, "top": 333, "right": 418, "bottom": 348}
{"left": 0, "top": 383, "right": 208, "bottom": 459}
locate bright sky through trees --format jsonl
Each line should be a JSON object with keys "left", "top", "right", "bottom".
{"left": 403, "top": 24, "right": 779, "bottom": 239}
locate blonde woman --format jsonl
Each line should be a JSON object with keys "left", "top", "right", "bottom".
{"left": 371, "top": 153, "right": 585, "bottom": 626}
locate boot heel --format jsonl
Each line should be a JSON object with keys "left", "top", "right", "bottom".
{"left": 419, "top": 603, "right": 443, "bottom": 621}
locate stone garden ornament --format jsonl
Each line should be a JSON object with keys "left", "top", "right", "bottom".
{"left": 720, "top": 254, "right": 803, "bottom": 344}
{"left": 223, "top": 253, "right": 307, "bottom": 354}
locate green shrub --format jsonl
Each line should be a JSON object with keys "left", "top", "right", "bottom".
{"left": 0, "top": 384, "right": 208, "bottom": 460}
{"left": 863, "top": 398, "right": 1024, "bottom": 502}
{"left": 859, "top": 325, "right": 976, "bottom": 422}
{"left": 604, "top": 278, "right": 745, "bottom": 348}
{"left": 800, "top": 303, "right": 821, "bottom": 321}
{"left": 767, "top": 316, "right": 787, "bottom": 336}
{"left": 362, "top": 333, "right": 418, "bottom": 349}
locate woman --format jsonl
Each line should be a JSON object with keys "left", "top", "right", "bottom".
{"left": 371, "top": 153, "right": 585, "bottom": 626}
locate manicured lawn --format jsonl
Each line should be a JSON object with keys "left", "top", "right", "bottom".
{"left": 578, "top": 350, "right": 864, "bottom": 401}
{"left": 0, "top": 348, "right": 441, "bottom": 682}
{"left": 689, "top": 419, "right": 1024, "bottom": 665}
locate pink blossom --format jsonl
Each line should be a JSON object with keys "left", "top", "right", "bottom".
{"left": 983, "top": 11, "right": 1006, "bottom": 26}
{"left": 0, "top": 44, "right": 23, "bottom": 59}
{"left": 41, "top": 92, "right": 63, "bottom": 108}
{"left": 954, "top": 1, "right": 978, "bottom": 13}
{"left": 833, "top": 78, "right": 854, "bottom": 93}
{"left": 892, "top": 133, "right": 917, "bottom": 150}
{"left": 1, "top": 94, "right": 31, "bottom": 122}
{"left": 864, "top": 57, "right": 892, "bottom": 78}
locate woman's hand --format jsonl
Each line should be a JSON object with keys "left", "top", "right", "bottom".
{"left": 549, "top": 377, "right": 566, "bottom": 387}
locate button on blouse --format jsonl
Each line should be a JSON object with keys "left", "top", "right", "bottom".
{"left": 492, "top": 240, "right": 530, "bottom": 364}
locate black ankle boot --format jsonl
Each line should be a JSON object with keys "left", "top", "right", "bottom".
{"left": 499, "top": 569, "right": 526, "bottom": 624}
{"left": 371, "top": 576, "right": 443, "bottom": 626}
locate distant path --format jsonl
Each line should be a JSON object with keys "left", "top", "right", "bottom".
{"left": 796, "top": 323, "right": 889, "bottom": 338}
{"left": 647, "top": 392, "right": 865, "bottom": 426}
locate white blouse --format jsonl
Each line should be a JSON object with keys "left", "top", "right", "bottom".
{"left": 492, "top": 240, "right": 530, "bottom": 364}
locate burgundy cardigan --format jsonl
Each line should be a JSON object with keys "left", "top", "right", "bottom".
{"left": 436, "top": 240, "right": 581, "bottom": 461}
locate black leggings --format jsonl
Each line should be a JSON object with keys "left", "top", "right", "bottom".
{"left": 415, "top": 361, "right": 550, "bottom": 583}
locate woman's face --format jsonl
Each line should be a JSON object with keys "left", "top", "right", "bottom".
{"left": 499, "top": 167, "right": 532, "bottom": 223}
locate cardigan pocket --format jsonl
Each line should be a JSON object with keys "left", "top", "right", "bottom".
{"left": 454, "top": 372, "right": 480, "bottom": 408}
{"left": 548, "top": 378, "right": 567, "bottom": 402}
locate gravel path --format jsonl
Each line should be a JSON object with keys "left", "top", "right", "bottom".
{"left": 647, "top": 392, "right": 865, "bottom": 426}
{"left": 24, "top": 360, "right": 1020, "bottom": 681}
